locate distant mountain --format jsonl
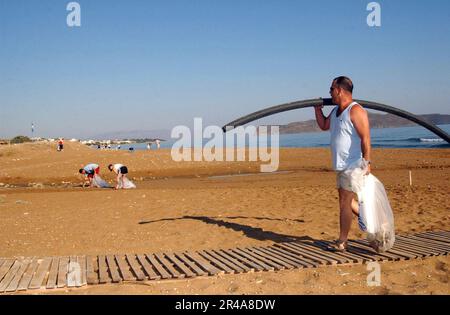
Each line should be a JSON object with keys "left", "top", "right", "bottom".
{"left": 92, "top": 129, "right": 171, "bottom": 140}
{"left": 279, "top": 113, "right": 450, "bottom": 134}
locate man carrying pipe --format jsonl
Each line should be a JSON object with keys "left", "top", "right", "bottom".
{"left": 314, "top": 76, "right": 371, "bottom": 252}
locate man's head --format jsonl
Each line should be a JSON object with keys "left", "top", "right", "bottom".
{"left": 79, "top": 168, "right": 85, "bottom": 174}
{"left": 330, "top": 76, "right": 353, "bottom": 104}
{"left": 108, "top": 164, "right": 113, "bottom": 171}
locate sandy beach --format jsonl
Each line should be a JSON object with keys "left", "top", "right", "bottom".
{"left": 0, "top": 142, "right": 449, "bottom": 294}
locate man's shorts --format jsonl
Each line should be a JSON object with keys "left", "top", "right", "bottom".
{"left": 336, "top": 171, "right": 353, "bottom": 192}
{"left": 119, "top": 166, "right": 128, "bottom": 174}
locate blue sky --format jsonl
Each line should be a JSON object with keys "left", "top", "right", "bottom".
{"left": 0, "top": 0, "right": 449, "bottom": 138}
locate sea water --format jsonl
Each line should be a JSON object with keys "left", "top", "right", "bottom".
{"left": 108, "top": 124, "right": 450, "bottom": 150}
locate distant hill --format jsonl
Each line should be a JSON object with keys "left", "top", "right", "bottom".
{"left": 279, "top": 113, "right": 450, "bottom": 134}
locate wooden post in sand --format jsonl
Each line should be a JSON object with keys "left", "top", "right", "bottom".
{"left": 409, "top": 170, "right": 412, "bottom": 186}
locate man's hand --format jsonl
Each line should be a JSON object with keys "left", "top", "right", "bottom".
{"left": 314, "top": 105, "right": 330, "bottom": 131}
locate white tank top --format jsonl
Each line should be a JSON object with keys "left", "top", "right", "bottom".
{"left": 330, "top": 102, "right": 363, "bottom": 171}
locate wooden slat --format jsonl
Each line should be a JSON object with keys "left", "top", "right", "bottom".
{"left": 17, "top": 258, "right": 39, "bottom": 291}
{"left": 282, "top": 242, "right": 339, "bottom": 264}
{"left": 392, "top": 241, "right": 434, "bottom": 257}
{"left": 247, "top": 247, "right": 295, "bottom": 269}
{"left": 154, "top": 253, "right": 184, "bottom": 278}
{"left": 125, "top": 254, "right": 146, "bottom": 281}
{"left": 398, "top": 236, "right": 450, "bottom": 253}
{"left": 223, "top": 248, "right": 266, "bottom": 271}
{"left": 394, "top": 238, "right": 442, "bottom": 256}
{"left": 346, "top": 241, "right": 397, "bottom": 261}
{"left": 0, "top": 259, "right": 15, "bottom": 283}
{"left": 234, "top": 248, "right": 277, "bottom": 271}
{"left": 67, "top": 256, "right": 79, "bottom": 287}
{"left": 45, "top": 257, "right": 59, "bottom": 289}
{"left": 184, "top": 251, "right": 222, "bottom": 275}
{"left": 421, "top": 232, "right": 450, "bottom": 243}
{"left": 176, "top": 252, "right": 208, "bottom": 276}
{"left": 198, "top": 250, "right": 235, "bottom": 274}
{"left": 296, "top": 242, "right": 354, "bottom": 264}
{"left": 136, "top": 254, "right": 160, "bottom": 280}
{"left": 417, "top": 233, "right": 450, "bottom": 245}
{"left": 255, "top": 247, "right": 305, "bottom": 268}
{"left": 213, "top": 249, "right": 251, "bottom": 272}
{"left": 342, "top": 242, "right": 381, "bottom": 261}
{"left": 427, "top": 231, "right": 450, "bottom": 240}
{"left": 397, "top": 235, "right": 450, "bottom": 252}
{"left": 146, "top": 253, "right": 172, "bottom": 279}
{"left": 98, "top": 255, "right": 111, "bottom": 284}
{"left": 165, "top": 252, "right": 196, "bottom": 278}
{"left": 28, "top": 258, "right": 52, "bottom": 290}
{"left": 351, "top": 240, "right": 404, "bottom": 261}
{"left": 391, "top": 243, "right": 429, "bottom": 257}
{"left": 266, "top": 246, "right": 318, "bottom": 267}
{"left": 406, "top": 234, "right": 450, "bottom": 248}
{"left": 383, "top": 244, "right": 419, "bottom": 259}
{"left": 86, "top": 256, "right": 98, "bottom": 285}
{"left": 114, "top": 255, "right": 136, "bottom": 281}
{"left": 262, "top": 246, "right": 311, "bottom": 268}
{"left": 5, "top": 258, "right": 31, "bottom": 292}
{"left": 353, "top": 239, "right": 416, "bottom": 259}
{"left": 417, "top": 232, "right": 449, "bottom": 242}
{"left": 238, "top": 247, "right": 287, "bottom": 270}
{"left": 225, "top": 249, "right": 265, "bottom": 271}
{"left": 0, "top": 260, "right": 22, "bottom": 292}
{"left": 314, "top": 241, "right": 367, "bottom": 263}
{"left": 6, "top": 260, "right": 30, "bottom": 292}
{"left": 105, "top": 255, "right": 122, "bottom": 283}
{"left": 77, "top": 256, "right": 87, "bottom": 286}
{"left": 56, "top": 257, "right": 69, "bottom": 288}
{"left": 276, "top": 243, "right": 332, "bottom": 265}
{"left": 289, "top": 242, "right": 348, "bottom": 265}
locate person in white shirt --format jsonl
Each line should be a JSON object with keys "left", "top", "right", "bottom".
{"left": 314, "top": 76, "right": 371, "bottom": 252}
{"left": 108, "top": 163, "right": 129, "bottom": 189}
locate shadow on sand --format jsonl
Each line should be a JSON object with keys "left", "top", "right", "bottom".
{"left": 139, "top": 215, "right": 313, "bottom": 243}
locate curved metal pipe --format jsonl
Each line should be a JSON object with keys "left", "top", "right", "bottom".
{"left": 222, "top": 98, "right": 450, "bottom": 143}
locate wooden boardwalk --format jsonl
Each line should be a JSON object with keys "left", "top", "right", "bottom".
{"left": 0, "top": 230, "right": 449, "bottom": 293}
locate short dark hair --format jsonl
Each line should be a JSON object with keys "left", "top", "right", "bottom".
{"left": 79, "top": 168, "right": 84, "bottom": 174}
{"left": 333, "top": 76, "right": 353, "bottom": 93}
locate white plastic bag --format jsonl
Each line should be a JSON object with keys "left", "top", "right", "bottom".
{"left": 344, "top": 159, "right": 395, "bottom": 252}
{"left": 118, "top": 177, "right": 136, "bottom": 189}
{"left": 91, "top": 174, "right": 110, "bottom": 188}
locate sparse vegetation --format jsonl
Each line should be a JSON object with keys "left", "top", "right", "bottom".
{"left": 10, "top": 135, "right": 31, "bottom": 144}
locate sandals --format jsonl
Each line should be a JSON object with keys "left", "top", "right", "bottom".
{"left": 328, "top": 239, "right": 348, "bottom": 252}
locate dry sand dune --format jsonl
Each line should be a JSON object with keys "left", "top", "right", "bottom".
{"left": 0, "top": 142, "right": 449, "bottom": 294}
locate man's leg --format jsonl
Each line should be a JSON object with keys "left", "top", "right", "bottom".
{"left": 338, "top": 188, "right": 355, "bottom": 242}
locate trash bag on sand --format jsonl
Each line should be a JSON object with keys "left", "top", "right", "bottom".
{"left": 91, "top": 174, "right": 110, "bottom": 188}
{"left": 343, "top": 159, "right": 395, "bottom": 252}
{"left": 118, "top": 177, "right": 136, "bottom": 189}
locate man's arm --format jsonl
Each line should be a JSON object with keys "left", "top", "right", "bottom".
{"left": 350, "top": 105, "right": 371, "bottom": 173}
{"left": 314, "top": 106, "right": 331, "bottom": 131}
